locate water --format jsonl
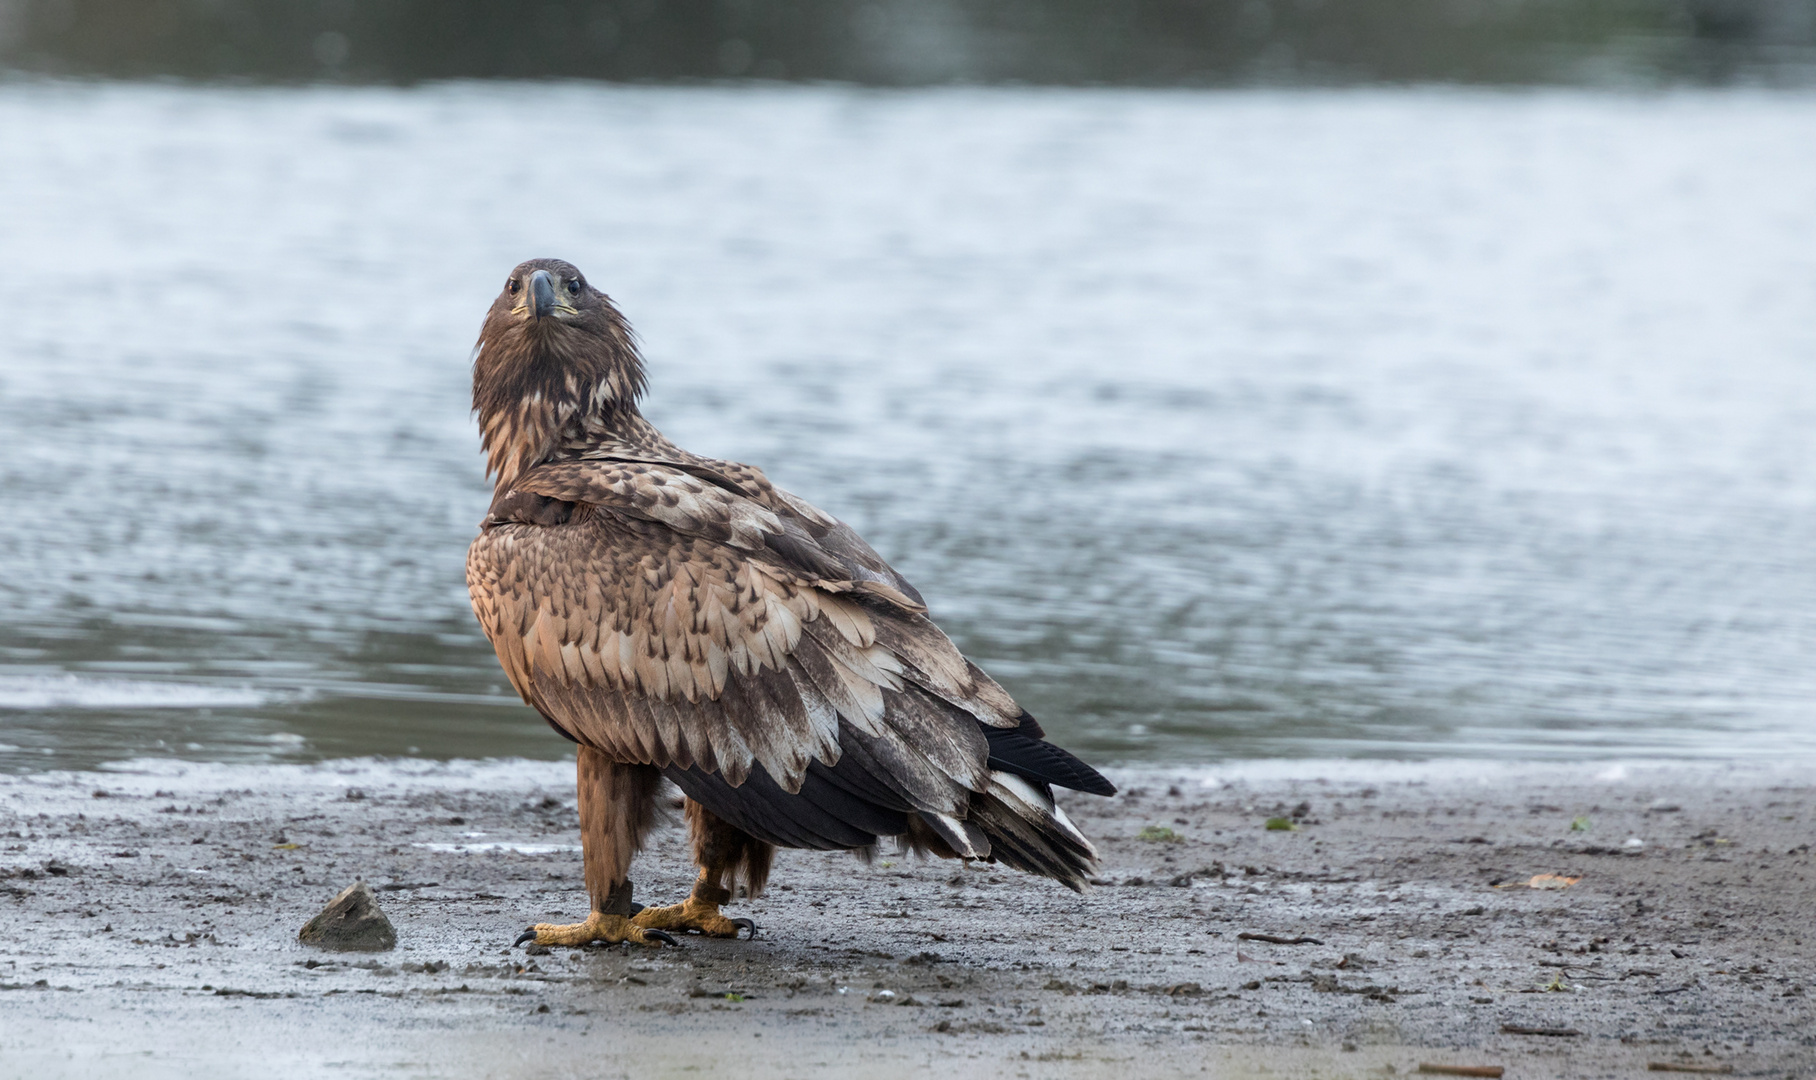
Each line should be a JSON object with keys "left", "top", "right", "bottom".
{"left": 1, "top": 82, "right": 1814, "bottom": 773}
{"left": 8, "top": 0, "right": 1816, "bottom": 86}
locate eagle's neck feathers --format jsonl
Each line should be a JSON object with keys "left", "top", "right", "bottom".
{"left": 472, "top": 313, "right": 650, "bottom": 491}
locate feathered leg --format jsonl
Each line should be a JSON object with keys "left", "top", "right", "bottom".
{"left": 631, "top": 799, "right": 771, "bottom": 939}
{"left": 517, "top": 746, "right": 672, "bottom": 947}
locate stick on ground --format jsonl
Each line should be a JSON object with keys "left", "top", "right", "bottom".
{"left": 1235, "top": 932, "right": 1324, "bottom": 945}
{"left": 1646, "top": 1064, "right": 1734, "bottom": 1075}
{"left": 1417, "top": 1065, "right": 1505, "bottom": 1078}
{"left": 1500, "top": 1024, "right": 1582, "bottom": 1036}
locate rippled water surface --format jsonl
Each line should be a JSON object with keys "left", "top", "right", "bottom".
{"left": 2, "top": 83, "right": 1814, "bottom": 771}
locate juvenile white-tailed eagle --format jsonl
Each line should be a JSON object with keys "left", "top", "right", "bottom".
{"left": 466, "top": 259, "right": 1115, "bottom": 947}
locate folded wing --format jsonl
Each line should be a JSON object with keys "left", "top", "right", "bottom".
{"left": 465, "top": 457, "right": 1111, "bottom": 884}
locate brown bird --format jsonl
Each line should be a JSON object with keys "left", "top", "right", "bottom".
{"left": 466, "top": 258, "right": 1115, "bottom": 948}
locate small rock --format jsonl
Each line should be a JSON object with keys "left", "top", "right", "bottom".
{"left": 298, "top": 882, "right": 397, "bottom": 952}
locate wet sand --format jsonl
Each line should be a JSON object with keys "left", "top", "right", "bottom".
{"left": 1, "top": 757, "right": 1811, "bottom": 1079}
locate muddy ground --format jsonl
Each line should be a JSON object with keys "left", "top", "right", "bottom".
{"left": 0, "top": 757, "right": 1811, "bottom": 1079}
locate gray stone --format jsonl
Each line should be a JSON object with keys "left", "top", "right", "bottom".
{"left": 298, "top": 882, "right": 396, "bottom": 952}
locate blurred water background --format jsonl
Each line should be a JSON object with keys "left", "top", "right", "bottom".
{"left": 3, "top": 0, "right": 1816, "bottom": 86}
{"left": 1, "top": 4, "right": 1814, "bottom": 773}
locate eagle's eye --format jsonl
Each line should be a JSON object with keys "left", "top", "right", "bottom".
{"left": 566, "top": 278, "right": 582, "bottom": 297}
{"left": 506, "top": 278, "right": 520, "bottom": 295}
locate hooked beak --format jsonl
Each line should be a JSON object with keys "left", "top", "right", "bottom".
{"left": 528, "top": 269, "right": 556, "bottom": 320}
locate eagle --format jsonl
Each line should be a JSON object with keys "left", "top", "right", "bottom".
{"left": 465, "top": 259, "right": 1116, "bottom": 948}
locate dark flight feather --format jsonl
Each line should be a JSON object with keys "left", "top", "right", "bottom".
{"left": 985, "top": 712, "right": 1118, "bottom": 797}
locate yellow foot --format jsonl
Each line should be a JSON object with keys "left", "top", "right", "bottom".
{"left": 632, "top": 897, "right": 757, "bottom": 939}
{"left": 514, "top": 912, "right": 676, "bottom": 949}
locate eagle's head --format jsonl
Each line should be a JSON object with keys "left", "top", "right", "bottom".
{"left": 472, "top": 258, "right": 647, "bottom": 487}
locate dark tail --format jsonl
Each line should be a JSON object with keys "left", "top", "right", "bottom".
{"left": 965, "top": 772, "right": 1100, "bottom": 891}
{"left": 940, "top": 711, "right": 1112, "bottom": 892}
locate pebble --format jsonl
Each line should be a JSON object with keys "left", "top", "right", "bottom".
{"left": 298, "top": 882, "right": 398, "bottom": 952}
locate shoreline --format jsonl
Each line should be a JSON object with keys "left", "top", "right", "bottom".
{"left": 2, "top": 756, "right": 1812, "bottom": 1077}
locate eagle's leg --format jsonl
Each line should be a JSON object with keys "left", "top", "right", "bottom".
{"left": 631, "top": 799, "right": 771, "bottom": 939}
{"left": 518, "top": 747, "right": 674, "bottom": 948}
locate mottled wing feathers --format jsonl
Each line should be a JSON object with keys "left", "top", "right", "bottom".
{"left": 555, "top": 441, "right": 928, "bottom": 609}
{"left": 465, "top": 459, "right": 1014, "bottom": 800}
{"left": 508, "top": 460, "right": 923, "bottom": 611}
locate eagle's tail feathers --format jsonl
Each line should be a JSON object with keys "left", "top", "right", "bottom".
{"left": 919, "top": 811, "right": 993, "bottom": 859}
{"left": 967, "top": 772, "right": 1098, "bottom": 892}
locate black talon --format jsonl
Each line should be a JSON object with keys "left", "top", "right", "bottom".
{"left": 513, "top": 929, "right": 537, "bottom": 948}
{"left": 644, "top": 928, "right": 679, "bottom": 947}
{"left": 731, "top": 917, "right": 758, "bottom": 940}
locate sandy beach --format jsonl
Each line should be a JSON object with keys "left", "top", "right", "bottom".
{"left": 1, "top": 757, "right": 1811, "bottom": 1079}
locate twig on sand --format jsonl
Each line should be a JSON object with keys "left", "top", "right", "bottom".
{"left": 1500, "top": 1023, "right": 1582, "bottom": 1036}
{"left": 1236, "top": 932, "right": 1324, "bottom": 945}
{"left": 1646, "top": 1064, "right": 1733, "bottom": 1074}
{"left": 1536, "top": 960, "right": 1616, "bottom": 979}
{"left": 1417, "top": 1065, "right": 1505, "bottom": 1078}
